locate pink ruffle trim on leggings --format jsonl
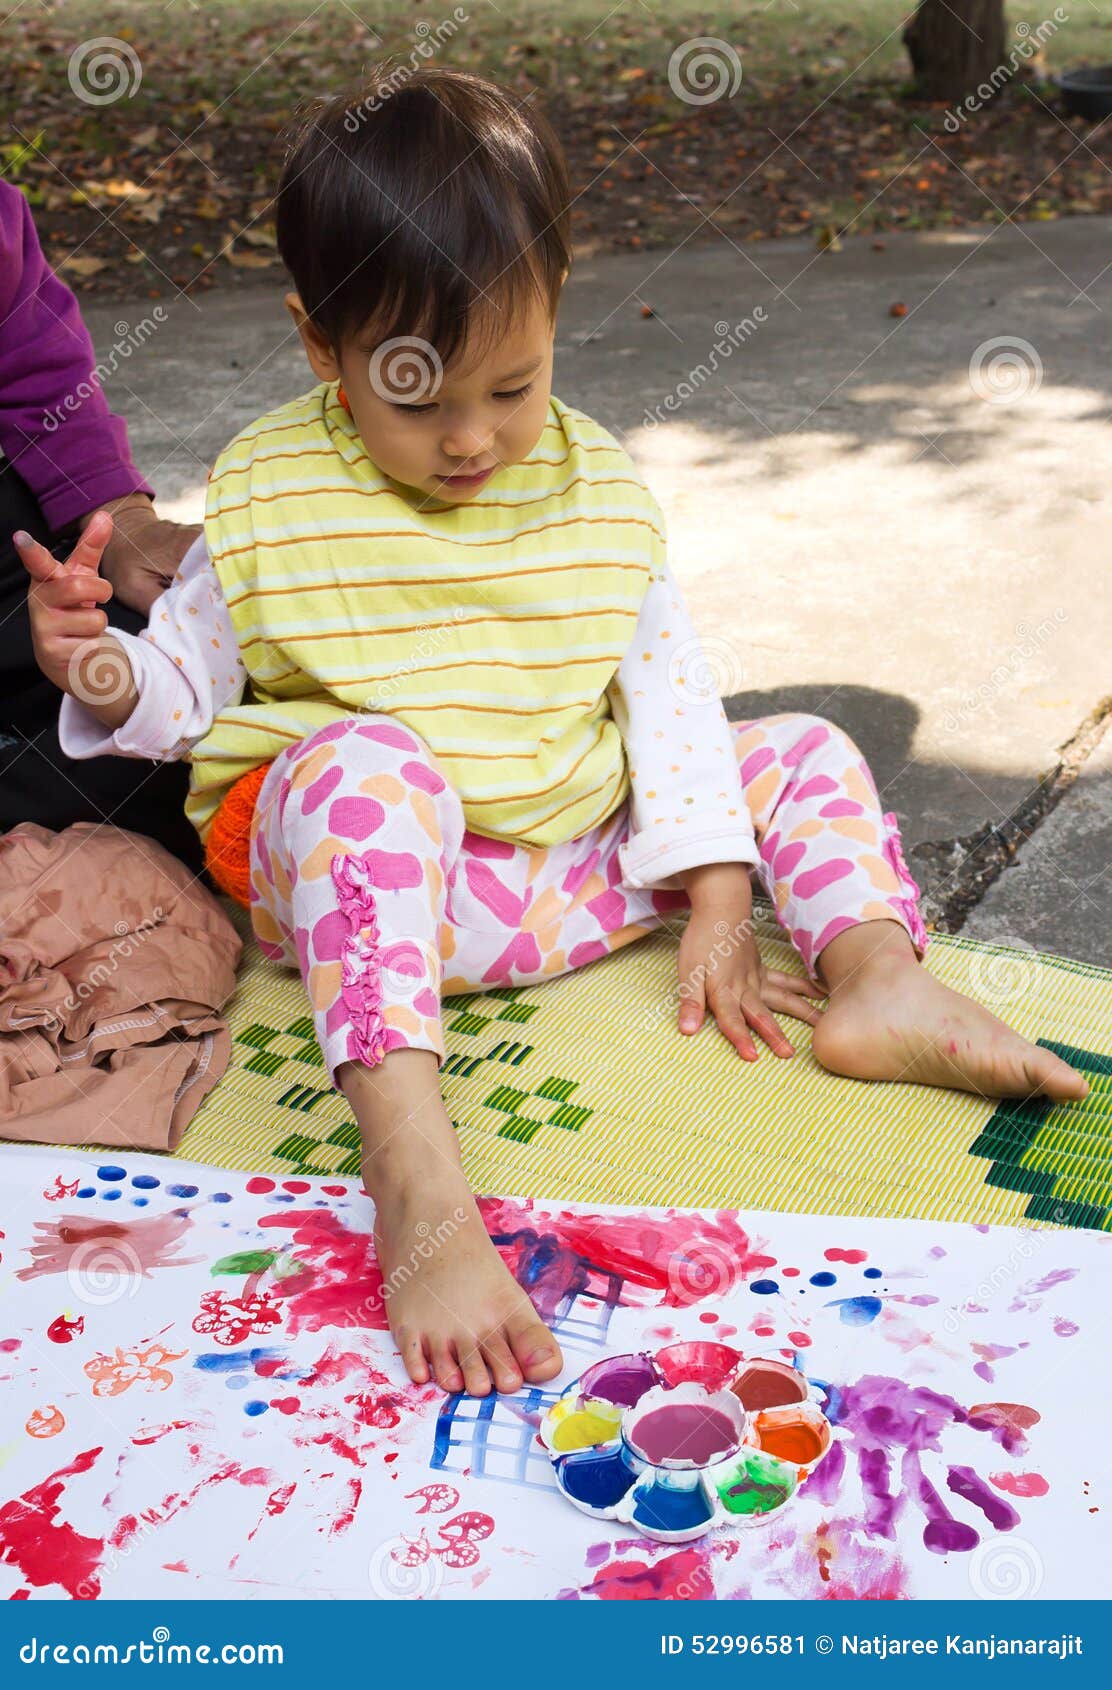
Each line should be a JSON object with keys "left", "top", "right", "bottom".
{"left": 332, "top": 853, "right": 389, "bottom": 1066}
{"left": 881, "top": 811, "right": 930, "bottom": 955}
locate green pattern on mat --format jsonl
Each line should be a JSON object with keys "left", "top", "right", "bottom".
{"left": 171, "top": 903, "right": 1112, "bottom": 1231}
{"left": 971, "top": 1041, "right": 1112, "bottom": 1230}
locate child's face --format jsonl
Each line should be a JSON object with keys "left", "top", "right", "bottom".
{"left": 288, "top": 289, "right": 557, "bottom": 504}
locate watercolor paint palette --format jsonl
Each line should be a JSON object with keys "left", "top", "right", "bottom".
{"left": 0, "top": 1144, "right": 1108, "bottom": 1600}
{"left": 541, "top": 1344, "right": 833, "bottom": 1542}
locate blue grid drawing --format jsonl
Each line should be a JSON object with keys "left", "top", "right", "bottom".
{"left": 430, "top": 1388, "right": 561, "bottom": 1489}
{"left": 548, "top": 1264, "right": 624, "bottom": 1355}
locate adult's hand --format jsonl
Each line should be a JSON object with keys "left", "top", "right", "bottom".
{"left": 82, "top": 491, "right": 201, "bottom": 616}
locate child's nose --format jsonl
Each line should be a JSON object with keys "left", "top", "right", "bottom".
{"left": 440, "top": 418, "right": 495, "bottom": 460}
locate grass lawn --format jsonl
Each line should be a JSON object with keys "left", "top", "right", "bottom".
{"left": 3, "top": 1, "right": 1112, "bottom": 297}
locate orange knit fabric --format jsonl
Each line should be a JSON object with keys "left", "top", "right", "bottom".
{"left": 204, "top": 760, "right": 273, "bottom": 907}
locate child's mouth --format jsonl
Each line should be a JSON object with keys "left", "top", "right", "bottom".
{"left": 438, "top": 466, "right": 494, "bottom": 490}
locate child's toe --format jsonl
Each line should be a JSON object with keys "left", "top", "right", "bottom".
{"left": 506, "top": 1308, "right": 562, "bottom": 1383}
{"left": 480, "top": 1335, "right": 523, "bottom": 1395}
{"left": 395, "top": 1328, "right": 429, "bottom": 1386}
{"left": 457, "top": 1341, "right": 493, "bottom": 1398}
{"left": 430, "top": 1341, "right": 463, "bottom": 1394}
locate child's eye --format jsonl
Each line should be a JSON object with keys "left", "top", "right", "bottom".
{"left": 394, "top": 402, "right": 438, "bottom": 416}
{"left": 493, "top": 382, "right": 534, "bottom": 401}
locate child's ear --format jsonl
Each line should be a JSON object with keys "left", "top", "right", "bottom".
{"left": 284, "top": 292, "right": 341, "bottom": 381}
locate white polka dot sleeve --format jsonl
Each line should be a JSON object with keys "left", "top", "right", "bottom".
{"left": 608, "top": 558, "right": 759, "bottom": 891}
{"left": 58, "top": 532, "right": 245, "bottom": 763}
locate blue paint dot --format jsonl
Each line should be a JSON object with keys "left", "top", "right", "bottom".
{"left": 834, "top": 1295, "right": 883, "bottom": 1327}
{"left": 226, "top": 1376, "right": 250, "bottom": 1390}
{"left": 131, "top": 1197, "right": 149, "bottom": 1207}
{"left": 268, "top": 1193, "right": 295, "bottom": 1203}
{"left": 750, "top": 1279, "right": 779, "bottom": 1295}
{"left": 97, "top": 1165, "right": 126, "bottom": 1182}
{"left": 809, "top": 1270, "right": 837, "bottom": 1287}
{"left": 131, "top": 1174, "right": 160, "bottom": 1189}
{"left": 166, "top": 1183, "right": 198, "bottom": 1198}
{"left": 864, "top": 1267, "right": 883, "bottom": 1279}
{"left": 102, "top": 1188, "right": 122, "bottom": 1201}
{"left": 212, "top": 1193, "right": 232, "bottom": 1203}
{"left": 77, "top": 1187, "right": 96, "bottom": 1198}
{"left": 244, "top": 1400, "right": 269, "bottom": 1416}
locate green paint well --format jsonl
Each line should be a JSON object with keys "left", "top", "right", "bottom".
{"left": 714, "top": 1449, "right": 798, "bottom": 1517}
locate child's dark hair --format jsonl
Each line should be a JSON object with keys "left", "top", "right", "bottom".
{"left": 276, "top": 66, "right": 572, "bottom": 367}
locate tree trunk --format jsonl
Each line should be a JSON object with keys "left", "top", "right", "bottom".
{"left": 904, "top": 0, "right": 1007, "bottom": 102}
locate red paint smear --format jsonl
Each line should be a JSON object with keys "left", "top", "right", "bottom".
{"left": 259, "top": 1210, "right": 387, "bottom": 1334}
{"left": 47, "top": 1314, "right": 85, "bottom": 1344}
{"left": 0, "top": 1447, "right": 104, "bottom": 1599}
{"left": 0, "top": 1339, "right": 21, "bottom": 1352}
{"left": 699, "top": 1312, "right": 718, "bottom": 1325}
{"left": 163, "top": 1561, "right": 189, "bottom": 1573}
{"left": 480, "top": 1199, "right": 776, "bottom": 1308}
{"left": 788, "top": 1330, "right": 812, "bottom": 1348}
{"left": 109, "top": 1461, "right": 259, "bottom": 1551}
{"left": 131, "top": 1421, "right": 196, "bottom": 1446}
{"left": 283, "top": 1181, "right": 311, "bottom": 1195}
{"left": 246, "top": 1177, "right": 275, "bottom": 1195}
{"left": 330, "top": 1477, "right": 362, "bottom": 1535}
{"left": 574, "top": 1545, "right": 713, "bottom": 1601}
{"left": 321, "top": 1185, "right": 347, "bottom": 1198}
{"left": 384, "top": 1453, "right": 399, "bottom": 1464}
{"left": 270, "top": 1397, "right": 301, "bottom": 1415}
{"left": 753, "top": 1324, "right": 776, "bottom": 1338}
{"left": 781, "top": 1268, "right": 800, "bottom": 1278}
{"left": 249, "top": 1483, "right": 297, "bottom": 1540}
{"left": 825, "top": 1248, "right": 868, "bottom": 1264}
{"left": 990, "top": 1471, "right": 1050, "bottom": 1498}
{"left": 9, "top": 1590, "right": 30, "bottom": 1599}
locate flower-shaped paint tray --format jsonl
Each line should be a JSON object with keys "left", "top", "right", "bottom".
{"left": 539, "top": 1341, "right": 833, "bottom": 1544}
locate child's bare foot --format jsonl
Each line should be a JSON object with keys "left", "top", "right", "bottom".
{"left": 812, "top": 921, "right": 1089, "bottom": 1103}
{"left": 375, "top": 1176, "right": 563, "bottom": 1396}
{"left": 338, "top": 1049, "right": 563, "bottom": 1396}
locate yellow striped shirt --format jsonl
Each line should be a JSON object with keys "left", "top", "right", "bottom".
{"left": 185, "top": 383, "right": 665, "bottom": 846}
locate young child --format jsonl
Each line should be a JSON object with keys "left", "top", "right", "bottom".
{"left": 21, "top": 68, "right": 1086, "bottom": 1400}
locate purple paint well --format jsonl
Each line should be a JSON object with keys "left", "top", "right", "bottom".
{"left": 628, "top": 1404, "right": 740, "bottom": 1466}
{"left": 578, "top": 1352, "right": 659, "bottom": 1408}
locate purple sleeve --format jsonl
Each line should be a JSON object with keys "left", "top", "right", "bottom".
{"left": 0, "top": 180, "right": 153, "bottom": 531}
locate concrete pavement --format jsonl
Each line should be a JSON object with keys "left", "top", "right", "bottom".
{"left": 81, "top": 214, "right": 1112, "bottom": 963}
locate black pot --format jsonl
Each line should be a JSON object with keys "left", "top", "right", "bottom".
{"left": 1058, "top": 65, "right": 1112, "bottom": 122}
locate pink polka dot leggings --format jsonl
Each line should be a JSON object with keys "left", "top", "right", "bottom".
{"left": 248, "top": 712, "right": 927, "bottom": 1081}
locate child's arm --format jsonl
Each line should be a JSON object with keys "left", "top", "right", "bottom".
{"left": 18, "top": 519, "right": 245, "bottom": 760}
{"left": 607, "top": 558, "right": 760, "bottom": 892}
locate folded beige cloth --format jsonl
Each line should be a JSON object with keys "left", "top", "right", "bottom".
{"left": 0, "top": 822, "right": 241, "bottom": 1150}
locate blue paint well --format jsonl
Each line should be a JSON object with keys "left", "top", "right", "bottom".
{"left": 630, "top": 1479, "right": 713, "bottom": 1532}
{"left": 831, "top": 1295, "right": 883, "bottom": 1326}
{"left": 243, "top": 1400, "right": 269, "bottom": 1416}
{"left": 864, "top": 1267, "right": 883, "bottom": 1279}
{"left": 102, "top": 1189, "right": 122, "bottom": 1201}
{"left": 167, "top": 1183, "right": 199, "bottom": 1198}
{"left": 556, "top": 1448, "right": 633, "bottom": 1511}
{"left": 97, "top": 1165, "right": 126, "bottom": 1182}
{"left": 77, "top": 1187, "right": 96, "bottom": 1199}
{"left": 750, "top": 1279, "right": 779, "bottom": 1295}
{"left": 809, "top": 1270, "right": 837, "bottom": 1287}
{"left": 131, "top": 1174, "right": 160, "bottom": 1189}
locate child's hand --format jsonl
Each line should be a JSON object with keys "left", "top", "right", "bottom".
{"left": 676, "top": 871, "right": 826, "bottom": 1060}
{"left": 16, "top": 514, "right": 137, "bottom": 726}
